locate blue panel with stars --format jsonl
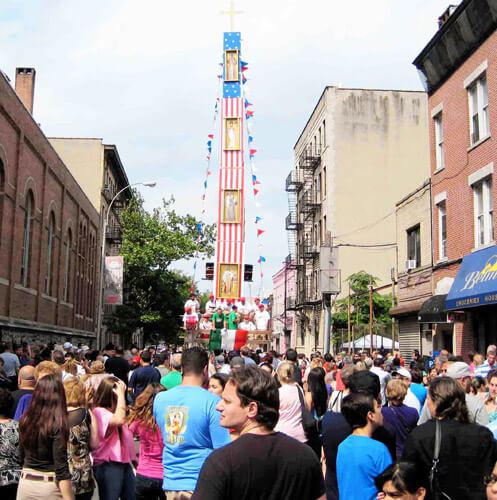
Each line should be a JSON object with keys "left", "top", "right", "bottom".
{"left": 223, "top": 32, "right": 241, "bottom": 50}
{"left": 223, "top": 32, "right": 241, "bottom": 97}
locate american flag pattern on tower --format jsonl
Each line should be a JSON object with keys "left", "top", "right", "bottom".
{"left": 215, "top": 31, "right": 245, "bottom": 298}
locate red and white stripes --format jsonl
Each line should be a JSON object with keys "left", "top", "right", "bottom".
{"left": 215, "top": 97, "right": 245, "bottom": 297}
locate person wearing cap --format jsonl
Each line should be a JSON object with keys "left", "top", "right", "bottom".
{"left": 229, "top": 356, "right": 245, "bottom": 374}
{"left": 255, "top": 303, "right": 270, "bottom": 331}
{"left": 236, "top": 297, "right": 249, "bottom": 315}
{"left": 417, "top": 361, "right": 489, "bottom": 426}
{"left": 239, "top": 315, "right": 255, "bottom": 331}
{"left": 205, "top": 295, "right": 217, "bottom": 314}
{"left": 199, "top": 314, "right": 212, "bottom": 330}
{"left": 391, "top": 367, "right": 420, "bottom": 413}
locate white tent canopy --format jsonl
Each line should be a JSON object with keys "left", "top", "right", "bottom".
{"left": 341, "top": 334, "right": 399, "bottom": 350}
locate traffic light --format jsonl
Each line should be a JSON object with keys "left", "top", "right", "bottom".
{"left": 244, "top": 264, "right": 253, "bottom": 282}
{"left": 205, "top": 262, "right": 214, "bottom": 280}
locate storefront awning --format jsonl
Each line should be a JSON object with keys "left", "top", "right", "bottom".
{"left": 446, "top": 245, "right": 497, "bottom": 310}
{"left": 418, "top": 294, "right": 447, "bottom": 323}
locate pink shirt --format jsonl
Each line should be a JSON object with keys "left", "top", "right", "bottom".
{"left": 92, "top": 407, "right": 136, "bottom": 466}
{"left": 274, "top": 384, "right": 306, "bottom": 443}
{"left": 129, "top": 420, "right": 164, "bottom": 479}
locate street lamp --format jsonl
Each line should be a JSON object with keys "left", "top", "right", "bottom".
{"left": 96, "top": 181, "right": 156, "bottom": 349}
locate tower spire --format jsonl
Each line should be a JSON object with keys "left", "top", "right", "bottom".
{"left": 220, "top": 0, "right": 243, "bottom": 32}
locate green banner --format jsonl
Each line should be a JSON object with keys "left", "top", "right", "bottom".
{"left": 209, "top": 329, "right": 222, "bottom": 351}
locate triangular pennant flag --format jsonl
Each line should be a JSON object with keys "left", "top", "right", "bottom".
{"left": 246, "top": 110, "right": 254, "bottom": 118}
{"left": 257, "top": 229, "right": 265, "bottom": 236}
{"left": 245, "top": 100, "right": 252, "bottom": 108}
{"left": 250, "top": 149, "right": 257, "bottom": 156}
{"left": 208, "top": 134, "right": 214, "bottom": 139}
{"left": 193, "top": 261, "right": 197, "bottom": 269}
{"left": 197, "top": 223, "right": 202, "bottom": 231}
{"left": 259, "top": 256, "right": 266, "bottom": 262}
{"left": 248, "top": 135, "right": 254, "bottom": 143}
{"left": 207, "top": 170, "right": 212, "bottom": 176}
{"left": 242, "top": 75, "right": 247, "bottom": 84}
{"left": 242, "top": 65, "right": 248, "bottom": 72}
{"left": 253, "top": 189, "right": 259, "bottom": 196}
{"left": 253, "top": 180, "right": 261, "bottom": 185}
{"left": 202, "top": 194, "right": 206, "bottom": 200}
{"left": 203, "top": 181, "right": 207, "bottom": 188}
{"left": 252, "top": 174, "right": 257, "bottom": 182}
{"left": 255, "top": 216, "right": 262, "bottom": 223}
{"left": 207, "top": 140, "right": 212, "bottom": 146}
{"left": 240, "top": 60, "right": 248, "bottom": 66}
{"left": 261, "top": 272, "right": 264, "bottom": 278}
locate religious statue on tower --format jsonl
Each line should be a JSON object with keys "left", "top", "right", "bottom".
{"left": 225, "top": 50, "right": 239, "bottom": 81}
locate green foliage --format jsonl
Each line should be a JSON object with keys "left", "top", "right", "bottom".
{"left": 104, "top": 194, "right": 215, "bottom": 345}
{"left": 331, "top": 271, "right": 392, "bottom": 331}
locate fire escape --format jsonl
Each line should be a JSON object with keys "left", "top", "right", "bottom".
{"left": 285, "top": 143, "right": 322, "bottom": 312}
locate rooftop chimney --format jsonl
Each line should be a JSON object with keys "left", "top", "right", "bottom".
{"left": 438, "top": 4, "right": 458, "bottom": 29}
{"left": 15, "top": 68, "right": 36, "bottom": 114}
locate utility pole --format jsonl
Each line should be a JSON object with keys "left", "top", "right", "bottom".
{"left": 347, "top": 282, "right": 351, "bottom": 354}
{"left": 391, "top": 317, "right": 395, "bottom": 354}
{"left": 369, "top": 275, "right": 373, "bottom": 356}
{"left": 391, "top": 272, "right": 396, "bottom": 354}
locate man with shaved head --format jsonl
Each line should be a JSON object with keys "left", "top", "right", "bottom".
{"left": 9, "top": 365, "right": 35, "bottom": 417}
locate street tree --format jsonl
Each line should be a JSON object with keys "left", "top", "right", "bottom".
{"left": 104, "top": 194, "right": 215, "bottom": 345}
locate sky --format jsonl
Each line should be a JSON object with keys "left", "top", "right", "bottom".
{"left": 0, "top": 0, "right": 452, "bottom": 296}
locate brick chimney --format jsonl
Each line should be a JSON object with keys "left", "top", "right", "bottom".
{"left": 15, "top": 68, "right": 36, "bottom": 114}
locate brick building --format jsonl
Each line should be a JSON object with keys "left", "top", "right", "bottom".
{"left": 414, "top": 1, "right": 497, "bottom": 358}
{"left": 48, "top": 138, "right": 132, "bottom": 348}
{"left": 0, "top": 68, "right": 100, "bottom": 346}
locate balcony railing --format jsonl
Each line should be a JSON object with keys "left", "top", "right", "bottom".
{"left": 285, "top": 170, "right": 304, "bottom": 192}
{"left": 286, "top": 213, "right": 303, "bottom": 231}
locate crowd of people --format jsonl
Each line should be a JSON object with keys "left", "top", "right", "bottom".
{"left": 182, "top": 294, "right": 270, "bottom": 331}
{"left": 2, "top": 339, "right": 497, "bottom": 499}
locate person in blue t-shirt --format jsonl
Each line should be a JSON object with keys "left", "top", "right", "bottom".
{"left": 129, "top": 350, "right": 161, "bottom": 400}
{"left": 153, "top": 347, "right": 231, "bottom": 496}
{"left": 337, "top": 392, "right": 392, "bottom": 500}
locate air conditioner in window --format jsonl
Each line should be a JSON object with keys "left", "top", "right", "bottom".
{"left": 405, "top": 260, "right": 417, "bottom": 271}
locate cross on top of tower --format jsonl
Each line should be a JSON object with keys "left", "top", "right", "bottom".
{"left": 220, "top": 0, "right": 243, "bottom": 32}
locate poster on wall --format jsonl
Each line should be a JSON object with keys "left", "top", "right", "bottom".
{"left": 218, "top": 263, "right": 240, "bottom": 299}
{"left": 104, "top": 256, "right": 123, "bottom": 305}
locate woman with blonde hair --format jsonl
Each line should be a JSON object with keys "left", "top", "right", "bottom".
{"left": 274, "top": 362, "right": 306, "bottom": 443}
{"left": 382, "top": 379, "right": 418, "bottom": 458}
{"left": 64, "top": 377, "right": 99, "bottom": 500}
{"left": 127, "top": 383, "right": 166, "bottom": 500}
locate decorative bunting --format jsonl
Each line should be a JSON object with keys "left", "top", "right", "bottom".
{"left": 253, "top": 188, "right": 259, "bottom": 196}
{"left": 257, "top": 229, "right": 265, "bottom": 236}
